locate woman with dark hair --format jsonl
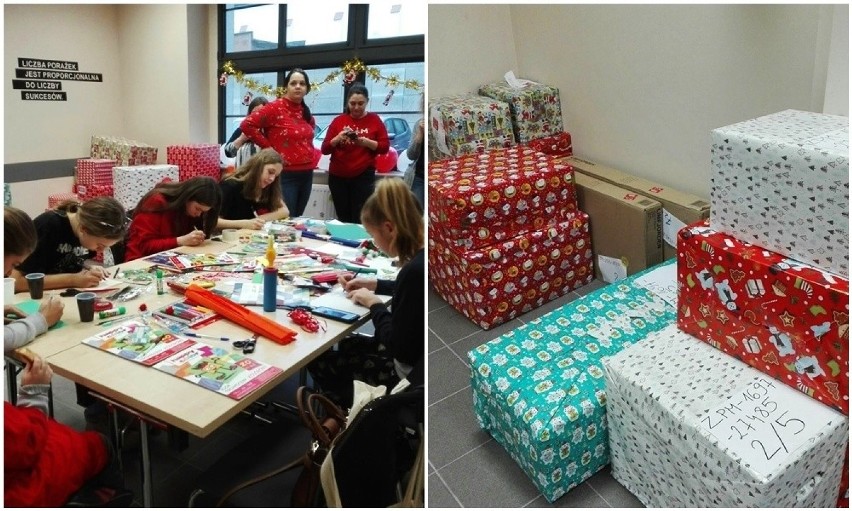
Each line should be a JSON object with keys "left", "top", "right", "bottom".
{"left": 322, "top": 82, "right": 390, "bottom": 223}
{"left": 223, "top": 96, "right": 269, "bottom": 169}
{"left": 10, "top": 197, "right": 127, "bottom": 292}
{"left": 218, "top": 148, "right": 289, "bottom": 230}
{"left": 308, "top": 178, "right": 424, "bottom": 407}
{"left": 124, "top": 176, "right": 222, "bottom": 261}
{"left": 4, "top": 207, "right": 64, "bottom": 351}
{"left": 241, "top": 68, "right": 316, "bottom": 217}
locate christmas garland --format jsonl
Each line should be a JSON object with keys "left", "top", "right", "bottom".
{"left": 219, "top": 58, "right": 423, "bottom": 105}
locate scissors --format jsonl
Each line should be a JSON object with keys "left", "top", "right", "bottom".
{"left": 232, "top": 333, "right": 259, "bottom": 354}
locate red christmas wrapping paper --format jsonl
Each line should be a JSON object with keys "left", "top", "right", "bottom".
{"left": 526, "top": 131, "right": 573, "bottom": 157}
{"left": 167, "top": 144, "right": 220, "bottom": 181}
{"left": 428, "top": 146, "right": 578, "bottom": 251}
{"left": 429, "top": 211, "right": 594, "bottom": 330}
{"left": 676, "top": 220, "right": 849, "bottom": 414}
{"left": 76, "top": 184, "right": 114, "bottom": 202}
{"left": 47, "top": 192, "right": 78, "bottom": 210}
{"left": 76, "top": 158, "right": 116, "bottom": 187}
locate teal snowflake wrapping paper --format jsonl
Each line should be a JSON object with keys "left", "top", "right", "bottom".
{"left": 468, "top": 260, "right": 677, "bottom": 502}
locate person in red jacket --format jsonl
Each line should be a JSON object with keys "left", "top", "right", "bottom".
{"left": 241, "top": 68, "right": 316, "bottom": 218}
{"left": 124, "top": 177, "right": 222, "bottom": 261}
{"left": 4, "top": 353, "right": 131, "bottom": 507}
{"left": 321, "top": 82, "right": 390, "bottom": 223}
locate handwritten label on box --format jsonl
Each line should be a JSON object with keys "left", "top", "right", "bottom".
{"left": 699, "top": 376, "right": 843, "bottom": 478}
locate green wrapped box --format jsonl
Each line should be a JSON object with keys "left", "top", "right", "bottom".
{"left": 468, "top": 260, "right": 677, "bottom": 501}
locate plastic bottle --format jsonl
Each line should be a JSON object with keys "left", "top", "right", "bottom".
{"left": 98, "top": 306, "right": 126, "bottom": 319}
{"left": 263, "top": 266, "right": 278, "bottom": 312}
{"left": 156, "top": 269, "right": 164, "bottom": 295}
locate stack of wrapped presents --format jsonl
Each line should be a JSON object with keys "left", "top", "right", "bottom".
{"left": 428, "top": 147, "right": 593, "bottom": 330}
{"left": 468, "top": 261, "right": 677, "bottom": 501}
{"left": 74, "top": 158, "right": 116, "bottom": 201}
{"left": 166, "top": 144, "right": 220, "bottom": 181}
{"left": 90, "top": 135, "right": 158, "bottom": 167}
{"left": 602, "top": 109, "right": 849, "bottom": 507}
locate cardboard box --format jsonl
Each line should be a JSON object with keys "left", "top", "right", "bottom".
{"left": 573, "top": 172, "right": 663, "bottom": 282}
{"left": 710, "top": 109, "right": 849, "bottom": 277}
{"left": 676, "top": 219, "right": 849, "bottom": 414}
{"left": 605, "top": 324, "right": 848, "bottom": 507}
{"left": 563, "top": 155, "right": 710, "bottom": 260}
{"left": 429, "top": 212, "right": 593, "bottom": 330}
{"left": 469, "top": 261, "right": 677, "bottom": 501}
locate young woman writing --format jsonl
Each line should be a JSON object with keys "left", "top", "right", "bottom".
{"left": 321, "top": 82, "right": 390, "bottom": 223}
{"left": 124, "top": 177, "right": 222, "bottom": 261}
{"left": 240, "top": 68, "right": 317, "bottom": 217}
{"left": 10, "top": 197, "right": 127, "bottom": 293}
{"left": 217, "top": 148, "right": 289, "bottom": 230}
{"left": 3, "top": 207, "right": 64, "bottom": 352}
{"left": 308, "top": 178, "right": 424, "bottom": 407}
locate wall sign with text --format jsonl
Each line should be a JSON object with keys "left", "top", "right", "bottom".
{"left": 13, "top": 58, "right": 103, "bottom": 101}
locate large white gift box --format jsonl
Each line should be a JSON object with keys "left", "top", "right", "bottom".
{"left": 113, "top": 164, "right": 179, "bottom": 210}
{"left": 710, "top": 109, "right": 849, "bottom": 277}
{"left": 604, "top": 324, "right": 848, "bottom": 507}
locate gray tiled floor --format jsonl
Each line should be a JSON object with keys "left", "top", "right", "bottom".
{"left": 427, "top": 280, "right": 645, "bottom": 508}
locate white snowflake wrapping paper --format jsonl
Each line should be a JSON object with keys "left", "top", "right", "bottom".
{"left": 113, "top": 164, "right": 179, "bottom": 210}
{"left": 710, "top": 109, "right": 849, "bottom": 277}
{"left": 604, "top": 323, "right": 848, "bottom": 507}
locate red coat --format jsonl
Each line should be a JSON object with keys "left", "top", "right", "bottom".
{"left": 321, "top": 112, "right": 390, "bottom": 178}
{"left": 125, "top": 193, "right": 201, "bottom": 261}
{"left": 240, "top": 97, "right": 316, "bottom": 172}
{"left": 4, "top": 402, "right": 109, "bottom": 507}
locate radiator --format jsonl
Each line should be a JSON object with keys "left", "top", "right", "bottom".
{"left": 303, "top": 184, "right": 336, "bottom": 220}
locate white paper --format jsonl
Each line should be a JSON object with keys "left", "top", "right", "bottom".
{"left": 633, "top": 263, "right": 677, "bottom": 306}
{"left": 82, "top": 278, "right": 124, "bottom": 291}
{"left": 596, "top": 255, "right": 627, "bottom": 284}
{"left": 503, "top": 70, "right": 538, "bottom": 89}
{"left": 311, "top": 288, "right": 392, "bottom": 315}
{"left": 662, "top": 209, "right": 687, "bottom": 249}
{"left": 698, "top": 376, "right": 844, "bottom": 479}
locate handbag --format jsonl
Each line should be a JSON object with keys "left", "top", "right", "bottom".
{"left": 214, "top": 387, "right": 346, "bottom": 507}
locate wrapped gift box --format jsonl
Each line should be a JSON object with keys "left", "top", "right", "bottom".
{"left": 478, "top": 80, "right": 564, "bottom": 144}
{"left": 429, "top": 212, "right": 594, "bottom": 330}
{"left": 677, "top": 219, "right": 849, "bottom": 414}
{"left": 527, "top": 132, "right": 573, "bottom": 157}
{"left": 75, "top": 158, "right": 116, "bottom": 187}
{"left": 76, "top": 184, "right": 114, "bottom": 202}
{"left": 167, "top": 144, "right": 220, "bottom": 181}
{"left": 4, "top": 183, "right": 11, "bottom": 206}
{"left": 47, "top": 192, "right": 78, "bottom": 209}
{"left": 605, "top": 324, "right": 848, "bottom": 507}
{"left": 428, "top": 93, "right": 515, "bottom": 160}
{"left": 428, "top": 147, "right": 578, "bottom": 251}
{"left": 91, "top": 135, "right": 158, "bottom": 167}
{"left": 710, "top": 109, "right": 849, "bottom": 277}
{"left": 113, "top": 164, "right": 179, "bottom": 210}
{"left": 468, "top": 261, "right": 677, "bottom": 501}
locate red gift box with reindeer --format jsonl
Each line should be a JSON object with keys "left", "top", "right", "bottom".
{"left": 428, "top": 147, "right": 579, "bottom": 251}
{"left": 676, "top": 219, "right": 849, "bottom": 414}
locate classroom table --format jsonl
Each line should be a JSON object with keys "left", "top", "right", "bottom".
{"left": 6, "top": 230, "right": 390, "bottom": 507}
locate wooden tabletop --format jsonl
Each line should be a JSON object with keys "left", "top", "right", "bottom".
{"left": 18, "top": 230, "right": 383, "bottom": 438}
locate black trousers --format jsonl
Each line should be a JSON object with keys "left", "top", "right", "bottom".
{"left": 328, "top": 169, "right": 376, "bottom": 224}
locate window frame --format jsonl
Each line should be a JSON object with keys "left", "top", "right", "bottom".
{"left": 217, "top": 3, "right": 424, "bottom": 143}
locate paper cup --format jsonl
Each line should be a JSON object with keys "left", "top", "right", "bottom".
{"left": 25, "top": 272, "right": 45, "bottom": 300}
{"left": 76, "top": 292, "right": 96, "bottom": 322}
{"left": 222, "top": 229, "right": 238, "bottom": 242}
{"left": 4, "top": 277, "right": 15, "bottom": 303}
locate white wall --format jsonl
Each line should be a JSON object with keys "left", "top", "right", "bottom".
{"left": 823, "top": 4, "right": 849, "bottom": 116}
{"left": 427, "top": 5, "right": 518, "bottom": 97}
{"left": 429, "top": 4, "right": 848, "bottom": 199}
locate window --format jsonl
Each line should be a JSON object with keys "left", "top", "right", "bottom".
{"left": 218, "top": 3, "right": 424, "bottom": 145}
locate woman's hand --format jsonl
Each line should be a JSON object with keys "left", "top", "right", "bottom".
{"left": 338, "top": 275, "right": 377, "bottom": 292}
{"left": 413, "top": 119, "right": 425, "bottom": 143}
{"left": 347, "top": 288, "right": 382, "bottom": 308}
{"left": 38, "top": 295, "right": 64, "bottom": 327}
{"left": 242, "top": 218, "right": 266, "bottom": 230}
{"left": 21, "top": 354, "right": 53, "bottom": 386}
{"left": 73, "top": 269, "right": 104, "bottom": 288}
{"left": 178, "top": 230, "right": 206, "bottom": 247}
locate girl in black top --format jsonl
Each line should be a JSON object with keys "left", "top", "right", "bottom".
{"left": 11, "top": 197, "right": 127, "bottom": 292}
{"left": 308, "top": 178, "right": 424, "bottom": 407}
{"left": 217, "top": 148, "right": 289, "bottom": 231}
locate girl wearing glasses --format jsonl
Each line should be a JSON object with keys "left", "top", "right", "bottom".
{"left": 10, "top": 197, "right": 127, "bottom": 292}
{"left": 217, "top": 148, "right": 289, "bottom": 230}
{"left": 125, "top": 176, "right": 222, "bottom": 261}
